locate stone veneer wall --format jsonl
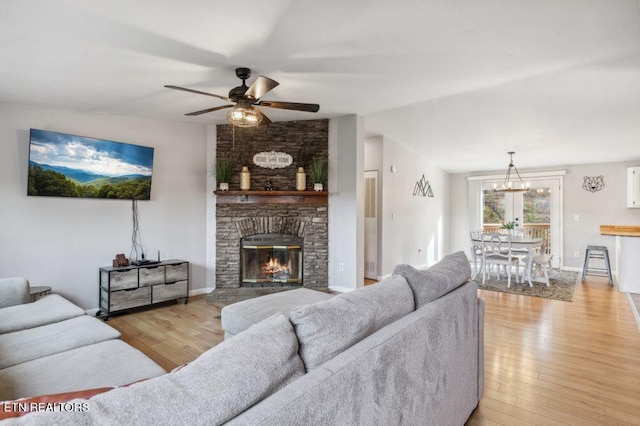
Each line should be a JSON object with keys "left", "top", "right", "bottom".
{"left": 212, "top": 203, "right": 328, "bottom": 301}
{"left": 209, "top": 119, "right": 330, "bottom": 302}
{"left": 217, "top": 119, "right": 328, "bottom": 191}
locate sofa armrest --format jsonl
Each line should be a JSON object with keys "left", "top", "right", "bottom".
{"left": 0, "top": 277, "right": 31, "bottom": 308}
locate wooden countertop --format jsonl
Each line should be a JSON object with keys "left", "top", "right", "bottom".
{"left": 600, "top": 225, "right": 640, "bottom": 237}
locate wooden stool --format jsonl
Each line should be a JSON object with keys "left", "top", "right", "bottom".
{"left": 532, "top": 254, "right": 552, "bottom": 287}
{"left": 581, "top": 245, "right": 613, "bottom": 286}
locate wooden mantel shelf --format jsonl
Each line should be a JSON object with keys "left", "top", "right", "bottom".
{"left": 214, "top": 190, "right": 328, "bottom": 204}
{"left": 600, "top": 225, "right": 640, "bottom": 237}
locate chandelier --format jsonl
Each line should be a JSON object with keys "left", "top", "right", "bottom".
{"left": 493, "top": 151, "right": 529, "bottom": 193}
{"left": 226, "top": 104, "right": 262, "bottom": 127}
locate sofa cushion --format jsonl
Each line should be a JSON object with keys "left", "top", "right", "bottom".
{"left": 0, "top": 295, "right": 85, "bottom": 335}
{"left": 6, "top": 312, "right": 305, "bottom": 425}
{"left": 393, "top": 251, "right": 471, "bottom": 309}
{"left": 0, "top": 316, "right": 121, "bottom": 369}
{"left": 289, "top": 274, "right": 414, "bottom": 371}
{"left": 230, "top": 281, "right": 481, "bottom": 426}
{"left": 221, "top": 288, "right": 334, "bottom": 337}
{"left": 0, "top": 339, "right": 165, "bottom": 401}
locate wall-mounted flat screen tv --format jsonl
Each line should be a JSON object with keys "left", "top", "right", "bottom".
{"left": 28, "top": 129, "right": 155, "bottom": 200}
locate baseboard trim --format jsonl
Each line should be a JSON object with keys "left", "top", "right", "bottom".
{"left": 190, "top": 287, "right": 214, "bottom": 297}
{"left": 625, "top": 293, "right": 640, "bottom": 330}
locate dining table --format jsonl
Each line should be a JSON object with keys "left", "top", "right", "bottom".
{"left": 472, "top": 235, "right": 544, "bottom": 286}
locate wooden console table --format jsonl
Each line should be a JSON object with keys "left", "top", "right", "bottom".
{"left": 98, "top": 259, "right": 189, "bottom": 320}
{"left": 214, "top": 190, "right": 328, "bottom": 204}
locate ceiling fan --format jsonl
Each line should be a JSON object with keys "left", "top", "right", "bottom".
{"left": 165, "top": 67, "right": 320, "bottom": 127}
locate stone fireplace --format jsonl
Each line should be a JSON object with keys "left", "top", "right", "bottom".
{"left": 209, "top": 201, "right": 328, "bottom": 302}
{"left": 207, "top": 119, "right": 329, "bottom": 302}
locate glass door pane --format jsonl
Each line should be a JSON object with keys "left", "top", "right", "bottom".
{"left": 523, "top": 187, "right": 551, "bottom": 255}
{"left": 481, "top": 178, "right": 561, "bottom": 268}
{"left": 482, "top": 189, "right": 505, "bottom": 233}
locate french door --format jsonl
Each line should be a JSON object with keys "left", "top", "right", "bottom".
{"left": 482, "top": 178, "right": 562, "bottom": 268}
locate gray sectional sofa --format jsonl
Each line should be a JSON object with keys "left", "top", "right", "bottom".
{"left": 0, "top": 278, "right": 166, "bottom": 402}
{"left": 5, "top": 251, "right": 484, "bottom": 425}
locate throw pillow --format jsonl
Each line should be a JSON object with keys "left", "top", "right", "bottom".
{"left": 394, "top": 251, "right": 471, "bottom": 308}
{"left": 289, "top": 274, "right": 414, "bottom": 371}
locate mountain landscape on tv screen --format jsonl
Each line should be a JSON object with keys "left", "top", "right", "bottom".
{"left": 28, "top": 161, "right": 152, "bottom": 200}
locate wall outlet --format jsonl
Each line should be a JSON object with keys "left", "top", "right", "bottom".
{"left": 338, "top": 262, "right": 344, "bottom": 272}
{"left": 574, "top": 251, "right": 580, "bottom": 258}
{"left": 574, "top": 214, "right": 580, "bottom": 221}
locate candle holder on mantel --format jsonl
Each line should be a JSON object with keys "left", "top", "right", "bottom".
{"left": 296, "top": 167, "right": 306, "bottom": 191}
{"left": 240, "top": 166, "right": 251, "bottom": 190}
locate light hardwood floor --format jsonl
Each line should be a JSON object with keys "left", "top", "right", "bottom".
{"left": 108, "top": 275, "right": 640, "bottom": 425}
{"left": 107, "top": 297, "right": 225, "bottom": 372}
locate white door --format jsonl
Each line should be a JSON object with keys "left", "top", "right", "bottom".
{"left": 482, "top": 178, "right": 562, "bottom": 268}
{"left": 364, "top": 170, "right": 378, "bottom": 279}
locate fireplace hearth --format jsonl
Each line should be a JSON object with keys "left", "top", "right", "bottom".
{"left": 241, "top": 234, "right": 303, "bottom": 286}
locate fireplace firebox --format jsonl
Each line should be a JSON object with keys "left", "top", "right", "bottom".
{"left": 241, "top": 234, "right": 303, "bottom": 286}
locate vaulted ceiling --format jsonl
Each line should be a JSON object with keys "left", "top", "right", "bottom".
{"left": 1, "top": 0, "right": 639, "bottom": 172}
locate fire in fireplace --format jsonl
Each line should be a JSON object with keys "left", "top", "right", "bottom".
{"left": 241, "top": 234, "right": 303, "bottom": 286}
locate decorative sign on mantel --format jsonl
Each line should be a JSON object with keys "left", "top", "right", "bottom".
{"left": 253, "top": 151, "right": 293, "bottom": 169}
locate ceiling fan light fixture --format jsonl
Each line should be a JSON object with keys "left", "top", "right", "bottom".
{"left": 226, "top": 106, "right": 262, "bottom": 127}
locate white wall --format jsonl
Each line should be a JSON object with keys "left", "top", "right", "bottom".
{"left": 0, "top": 103, "right": 208, "bottom": 309}
{"left": 379, "top": 136, "right": 450, "bottom": 275}
{"left": 450, "top": 160, "right": 640, "bottom": 269}
{"left": 561, "top": 161, "right": 640, "bottom": 268}
{"left": 205, "top": 125, "right": 217, "bottom": 290}
{"left": 328, "top": 115, "right": 364, "bottom": 290}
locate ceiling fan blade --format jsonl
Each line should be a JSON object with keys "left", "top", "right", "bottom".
{"left": 257, "top": 100, "right": 320, "bottom": 113}
{"left": 254, "top": 107, "right": 272, "bottom": 127}
{"left": 244, "top": 76, "right": 279, "bottom": 100}
{"left": 185, "top": 105, "right": 233, "bottom": 116}
{"left": 165, "top": 85, "right": 232, "bottom": 102}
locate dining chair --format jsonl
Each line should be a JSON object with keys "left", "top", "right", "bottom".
{"left": 481, "top": 233, "right": 521, "bottom": 288}
{"left": 507, "top": 227, "right": 530, "bottom": 258}
{"left": 469, "top": 231, "right": 483, "bottom": 279}
{"left": 531, "top": 254, "right": 553, "bottom": 287}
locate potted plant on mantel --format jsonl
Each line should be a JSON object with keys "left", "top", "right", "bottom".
{"left": 212, "top": 158, "right": 232, "bottom": 191}
{"left": 308, "top": 157, "right": 328, "bottom": 192}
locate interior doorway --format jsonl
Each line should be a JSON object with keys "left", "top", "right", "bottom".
{"left": 481, "top": 178, "right": 562, "bottom": 268}
{"left": 364, "top": 170, "right": 378, "bottom": 280}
